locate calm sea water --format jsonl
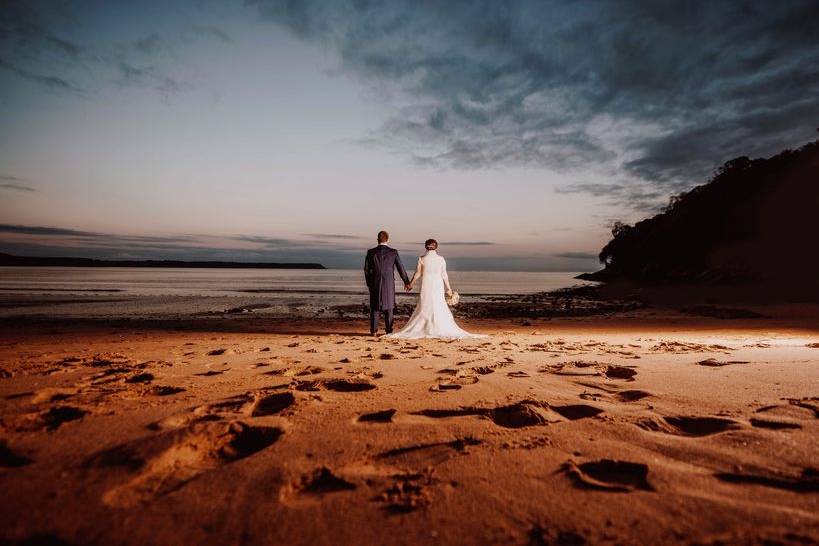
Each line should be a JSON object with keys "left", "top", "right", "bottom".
{"left": 0, "top": 267, "right": 592, "bottom": 297}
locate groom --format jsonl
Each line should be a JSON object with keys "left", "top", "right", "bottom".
{"left": 364, "top": 230, "right": 411, "bottom": 336}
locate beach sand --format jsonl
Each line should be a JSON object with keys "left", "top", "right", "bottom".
{"left": 1, "top": 300, "right": 818, "bottom": 545}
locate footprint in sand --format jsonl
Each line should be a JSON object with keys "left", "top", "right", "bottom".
{"left": 750, "top": 401, "right": 816, "bottom": 429}
{"left": 6, "top": 405, "right": 89, "bottom": 432}
{"left": 749, "top": 417, "right": 801, "bottom": 430}
{"left": 150, "top": 390, "right": 295, "bottom": 430}
{"left": 0, "top": 439, "right": 32, "bottom": 467}
{"left": 650, "top": 341, "right": 732, "bottom": 354}
{"left": 562, "top": 459, "right": 653, "bottom": 492}
{"left": 781, "top": 397, "right": 819, "bottom": 418}
{"left": 714, "top": 467, "right": 819, "bottom": 492}
{"left": 94, "top": 420, "right": 282, "bottom": 507}
{"left": 528, "top": 525, "right": 587, "bottom": 546}
{"left": 430, "top": 373, "right": 478, "bottom": 391}
{"left": 357, "top": 409, "right": 397, "bottom": 423}
{"left": 147, "top": 385, "right": 185, "bottom": 396}
{"left": 551, "top": 404, "right": 605, "bottom": 420}
{"left": 376, "top": 472, "right": 434, "bottom": 513}
{"left": 615, "top": 390, "right": 652, "bottom": 402}
{"left": 41, "top": 405, "right": 88, "bottom": 430}
{"left": 376, "top": 438, "right": 481, "bottom": 470}
{"left": 295, "top": 467, "right": 356, "bottom": 495}
{"left": 291, "top": 378, "right": 376, "bottom": 392}
{"left": 126, "top": 372, "right": 154, "bottom": 383}
{"left": 31, "top": 387, "right": 78, "bottom": 404}
{"left": 250, "top": 392, "right": 296, "bottom": 417}
{"left": 264, "top": 365, "right": 324, "bottom": 377}
{"left": 194, "top": 370, "right": 225, "bottom": 377}
{"left": 697, "top": 358, "right": 750, "bottom": 367}
{"left": 413, "top": 401, "right": 603, "bottom": 428}
{"left": 573, "top": 382, "right": 653, "bottom": 404}
{"left": 539, "top": 361, "right": 636, "bottom": 380}
{"left": 602, "top": 365, "right": 638, "bottom": 380}
{"left": 471, "top": 361, "right": 510, "bottom": 375}
{"left": 637, "top": 415, "right": 742, "bottom": 436}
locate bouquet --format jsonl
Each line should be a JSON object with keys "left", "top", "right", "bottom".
{"left": 445, "top": 291, "right": 460, "bottom": 306}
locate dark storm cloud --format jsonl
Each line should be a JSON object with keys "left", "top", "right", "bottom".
{"left": 0, "top": 1, "right": 86, "bottom": 92}
{"left": 250, "top": 0, "right": 819, "bottom": 195}
{"left": 0, "top": 1, "right": 222, "bottom": 97}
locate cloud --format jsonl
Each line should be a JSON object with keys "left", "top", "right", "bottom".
{"left": 442, "top": 242, "right": 496, "bottom": 246}
{"left": 0, "top": 224, "right": 368, "bottom": 267}
{"left": 555, "top": 184, "right": 627, "bottom": 199}
{"left": 0, "top": 176, "right": 35, "bottom": 192}
{"left": 555, "top": 181, "right": 668, "bottom": 213}
{"left": 0, "top": 183, "right": 34, "bottom": 192}
{"left": 553, "top": 251, "right": 598, "bottom": 260}
{"left": 231, "top": 235, "right": 303, "bottom": 247}
{"left": 0, "top": 57, "right": 79, "bottom": 92}
{"left": 115, "top": 60, "right": 185, "bottom": 96}
{"left": 191, "top": 25, "right": 233, "bottom": 43}
{"left": 302, "top": 233, "right": 365, "bottom": 240}
{"left": 0, "top": 224, "right": 97, "bottom": 237}
{"left": 250, "top": 0, "right": 819, "bottom": 192}
{"left": 0, "top": 224, "right": 568, "bottom": 269}
{"left": 0, "top": 3, "right": 221, "bottom": 98}
{"left": 406, "top": 241, "right": 496, "bottom": 246}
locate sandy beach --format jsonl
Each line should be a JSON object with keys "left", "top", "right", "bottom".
{"left": 1, "top": 294, "right": 817, "bottom": 545}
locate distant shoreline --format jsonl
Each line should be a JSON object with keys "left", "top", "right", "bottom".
{"left": 0, "top": 253, "right": 325, "bottom": 270}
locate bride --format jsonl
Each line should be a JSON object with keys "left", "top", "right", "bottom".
{"left": 387, "top": 239, "right": 486, "bottom": 339}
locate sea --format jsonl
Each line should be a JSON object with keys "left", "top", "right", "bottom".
{"left": 0, "top": 267, "right": 592, "bottom": 297}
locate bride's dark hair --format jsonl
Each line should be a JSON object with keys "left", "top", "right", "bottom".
{"left": 424, "top": 239, "right": 438, "bottom": 250}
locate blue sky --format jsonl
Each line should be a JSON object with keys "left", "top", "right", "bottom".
{"left": 2, "top": 1, "right": 817, "bottom": 270}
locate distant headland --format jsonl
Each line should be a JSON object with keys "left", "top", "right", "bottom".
{"left": 578, "top": 138, "right": 819, "bottom": 292}
{"left": 0, "top": 253, "right": 326, "bottom": 270}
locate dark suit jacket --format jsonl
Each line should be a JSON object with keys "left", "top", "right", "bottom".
{"left": 364, "top": 245, "right": 410, "bottom": 311}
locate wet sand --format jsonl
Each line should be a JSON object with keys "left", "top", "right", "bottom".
{"left": 1, "top": 301, "right": 818, "bottom": 545}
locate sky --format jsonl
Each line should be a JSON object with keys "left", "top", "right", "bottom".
{"left": 1, "top": 0, "right": 818, "bottom": 270}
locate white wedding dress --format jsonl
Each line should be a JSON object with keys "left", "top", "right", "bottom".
{"left": 387, "top": 250, "right": 486, "bottom": 339}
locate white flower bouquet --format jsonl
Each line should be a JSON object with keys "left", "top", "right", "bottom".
{"left": 445, "top": 291, "right": 460, "bottom": 306}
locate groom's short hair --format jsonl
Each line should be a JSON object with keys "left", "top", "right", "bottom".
{"left": 377, "top": 230, "right": 389, "bottom": 243}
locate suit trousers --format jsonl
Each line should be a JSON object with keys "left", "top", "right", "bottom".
{"left": 370, "top": 308, "right": 394, "bottom": 335}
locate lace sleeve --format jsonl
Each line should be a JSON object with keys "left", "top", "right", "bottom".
{"left": 409, "top": 256, "right": 423, "bottom": 285}
{"left": 442, "top": 258, "right": 451, "bottom": 292}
